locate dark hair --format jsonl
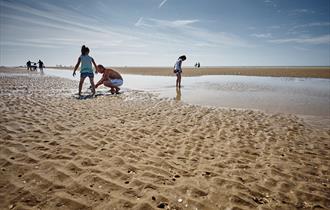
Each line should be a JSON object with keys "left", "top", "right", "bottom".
{"left": 179, "top": 55, "right": 186, "bottom": 61}
{"left": 81, "top": 45, "right": 89, "bottom": 55}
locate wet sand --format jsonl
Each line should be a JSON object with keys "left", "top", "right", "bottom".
{"left": 115, "top": 67, "right": 330, "bottom": 78}
{"left": 48, "top": 66, "right": 330, "bottom": 78}
{"left": 1, "top": 67, "right": 330, "bottom": 210}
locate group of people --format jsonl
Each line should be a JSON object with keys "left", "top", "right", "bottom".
{"left": 194, "top": 62, "right": 201, "bottom": 68}
{"left": 26, "top": 60, "right": 44, "bottom": 71}
{"left": 73, "top": 45, "right": 186, "bottom": 98}
{"left": 73, "top": 45, "right": 123, "bottom": 97}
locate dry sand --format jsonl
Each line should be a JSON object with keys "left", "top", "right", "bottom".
{"left": 0, "top": 67, "right": 329, "bottom": 210}
{"left": 47, "top": 66, "right": 330, "bottom": 78}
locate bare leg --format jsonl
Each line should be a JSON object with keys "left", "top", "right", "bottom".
{"left": 79, "top": 77, "right": 86, "bottom": 96}
{"left": 176, "top": 73, "right": 181, "bottom": 88}
{"left": 103, "top": 80, "right": 118, "bottom": 94}
{"left": 176, "top": 75, "right": 179, "bottom": 88}
{"left": 89, "top": 76, "right": 96, "bottom": 96}
{"left": 110, "top": 87, "right": 115, "bottom": 94}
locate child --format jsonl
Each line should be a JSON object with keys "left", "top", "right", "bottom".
{"left": 173, "top": 55, "right": 186, "bottom": 88}
{"left": 73, "top": 45, "right": 98, "bottom": 97}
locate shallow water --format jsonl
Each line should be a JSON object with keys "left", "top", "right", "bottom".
{"left": 44, "top": 68, "right": 330, "bottom": 118}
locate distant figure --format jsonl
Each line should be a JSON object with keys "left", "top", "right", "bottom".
{"left": 95, "top": 65, "right": 123, "bottom": 94}
{"left": 194, "top": 62, "right": 198, "bottom": 68}
{"left": 73, "top": 45, "right": 98, "bottom": 97}
{"left": 173, "top": 55, "right": 186, "bottom": 88}
{"left": 26, "top": 60, "right": 31, "bottom": 71}
{"left": 38, "top": 60, "right": 44, "bottom": 71}
{"left": 31, "top": 62, "right": 37, "bottom": 71}
{"left": 197, "top": 62, "right": 200, "bottom": 68}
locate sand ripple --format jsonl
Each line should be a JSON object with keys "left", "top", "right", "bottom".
{"left": 0, "top": 68, "right": 329, "bottom": 210}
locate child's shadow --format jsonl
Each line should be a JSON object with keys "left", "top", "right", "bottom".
{"left": 76, "top": 94, "right": 94, "bottom": 100}
{"left": 75, "top": 91, "right": 123, "bottom": 100}
{"left": 95, "top": 91, "right": 123, "bottom": 97}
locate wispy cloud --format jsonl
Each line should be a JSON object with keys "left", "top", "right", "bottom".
{"left": 134, "top": 17, "right": 144, "bottom": 27}
{"left": 0, "top": 1, "right": 142, "bottom": 48}
{"left": 0, "top": 40, "right": 60, "bottom": 48}
{"left": 293, "top": 22, "right": 330, "bottom": 29}
{"left": 0, "top": 1, "right": 107, "bottom": 34}
{"left": 158, "top": 0, "right": 168, "bottom": 8}
{"left": 286, "top": 22, "right": 330, "bottom": 36}
{"left": 251, "top": 33, "right": 272, "bottom": 38}
{"left": 293, "top": 46, "right": 310, "bottom": 51}
{"left": 134, "top": 17, "right": 253, "bottom": 47}
{"left": 145, "top": 18, "right": 199, "bottom": 28}
{"left": 289, "top": 9, "right": 315, "bottom": 16}
{"left": 264, "top": 0, "right": 277, "bottom": 8}
{"left": 269, "top": 34, "right": 330, "bottom": 45}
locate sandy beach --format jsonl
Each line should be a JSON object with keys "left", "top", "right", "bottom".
{"left": 1, "top": 67, "right": 330, "bottom": 210}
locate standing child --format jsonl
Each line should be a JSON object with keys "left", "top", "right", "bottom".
{"left": 173, "top": 55, "right": 186, "bottom": 88}
{"left": 73, "top": 45, "right": 98, "bottom": 97}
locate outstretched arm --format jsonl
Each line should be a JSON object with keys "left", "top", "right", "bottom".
{"left": 73, "top": 57, "right": 81, "bottom": 76}
{"left": 95, "top": 73, "right": 106, "bottom": 89}
{"left": 92, "top": 58, "right": 98, "bottom": 73}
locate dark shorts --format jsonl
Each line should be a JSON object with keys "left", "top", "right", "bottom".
{"left": 81, "top": 72, "right": 94, "bottom": 78}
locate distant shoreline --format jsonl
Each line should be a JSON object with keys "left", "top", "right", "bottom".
{"left": 9, "top": 66, "right": 330, "bottom": 78}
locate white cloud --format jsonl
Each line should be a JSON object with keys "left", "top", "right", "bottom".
{"left": 134, "top": 17, "right": 253, "bottom": 48}
{"left": 0, "top": 40, "right": 61, "bottom": 48}
{"left": 251, "top": 33, "right": 272, "bottom": 38}
{"left": 293, "top": 22, "right": 330, "bottom": 29}
{"left": 269, "top": 34, "right": 330, "bottom": 45}
{"left": 0, "top": 1, "right": 107, "bottom": 34}
{"left": 289, "top": 9, "right": 315, "bottom": 15}
{"left": 264, "top": 0, "right": 277, "bottom": 8}
{"left": 158, "top": 0, "right": 168, "bottom": 8}
{"left": 147, "top": 18, "right": 199, "bottom": 28}
{"left": 134, "top": 17, "right": 143, "bottom": 27}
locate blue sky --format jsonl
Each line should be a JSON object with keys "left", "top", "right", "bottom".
{"left": 0, "top": 0, "right": 329, "bottom": 66}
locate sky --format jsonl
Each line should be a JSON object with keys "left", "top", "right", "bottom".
{"left": 0, "top": 0, "right": 329, "bottom": 67}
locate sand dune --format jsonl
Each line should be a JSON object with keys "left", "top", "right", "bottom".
{"left": 0, "top": 68, "right": 329, "bottom": 210}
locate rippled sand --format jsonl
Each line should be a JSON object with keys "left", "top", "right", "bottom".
{"left": 0, "top": 67, "right": 329, "bottom": 210}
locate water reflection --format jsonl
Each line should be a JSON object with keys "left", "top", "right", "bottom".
{"left": 175, "top": 87, "right": 181, "bottom": 101}
{"left": 44, "top": 68, "right": 330, "bottom": 117}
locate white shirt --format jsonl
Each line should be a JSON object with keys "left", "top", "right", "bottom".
{"left": 174, "top": 59, "right": 183, "bottom": 71}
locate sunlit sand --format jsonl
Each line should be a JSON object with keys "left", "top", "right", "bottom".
{"left": 1, "top": 67, "right": 329, "bottom": 209}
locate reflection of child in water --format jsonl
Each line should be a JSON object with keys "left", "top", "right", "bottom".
{"left": 73, "top": 45, "right": 98, "bottom": 97}
{"left": 176, "top": 87, "right": 181, "bottom": 101}
{"left": 173, "top": 55, "right": 186, "bottom": 88}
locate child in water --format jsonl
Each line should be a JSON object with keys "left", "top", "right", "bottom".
{"left": 73, "top": 45, "right": 98, "bottom": 97}
{"left": 173, "top": 55, "right": 186, "bottom": 88}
